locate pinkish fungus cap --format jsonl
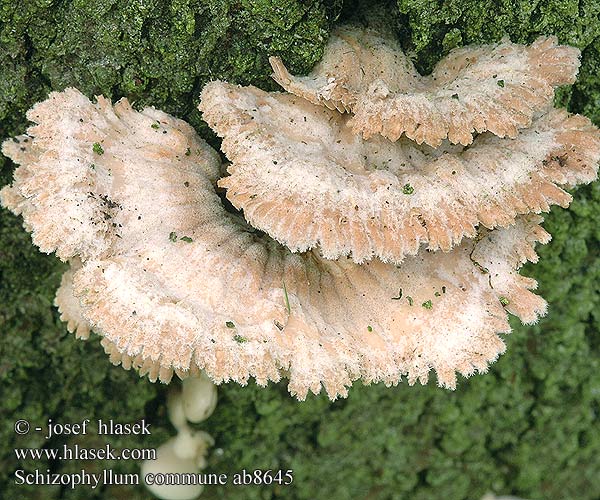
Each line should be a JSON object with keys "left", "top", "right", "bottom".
{"left": 199, "top": 81, "right": 599, "bottom": 264}
{"left": 270, "top": 25, "right": 581, "bottom": 146}
{"left": 1, "top": 89, "right": 559, "bottom": 399}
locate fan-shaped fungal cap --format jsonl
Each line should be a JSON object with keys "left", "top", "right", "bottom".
{"left": 0, "top": 88, "right": 220, "bottom": 262}
{"left": 270, "top": 25, "right": 580, "bottom": 146}
{"left": 199, "top": 81, "right": 599, "bottom": 264}
{"left": 2, "top": 89, "right": 553, "bottom": 400}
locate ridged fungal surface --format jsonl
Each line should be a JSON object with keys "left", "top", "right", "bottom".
{"left": 2, "top": 25, "right": 599, "bottom": 400}
{"left": 270, "top": 25, "right": 581, "bottom": 147}
{"left": 200, "top": 82, "right": 599, "bottom": 264}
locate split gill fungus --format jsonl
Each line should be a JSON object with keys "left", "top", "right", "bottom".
{"left": 2, "top": 24, "right": 599, "bottom": 401}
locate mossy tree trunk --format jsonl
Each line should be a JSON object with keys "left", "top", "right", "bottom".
{"left": 1, "top": 1, "right": 599, "bottom": 498}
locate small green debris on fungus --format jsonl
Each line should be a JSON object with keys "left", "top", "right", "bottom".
{"left": 499, "top": 296, "right": 510, "bottom": 306}
{"left": 151, "top": 122, "right": 160, "bottom": 129}
{"left": 92, "top": 142, "right": 104, "bottom": 155}
{"left": 185, "top": 147, "right": 191, "bottom": 156}
{"left": 406, "top": 296, "right": 414, "bottom": 306}
{"left": 402, "top": 183, "right": 415, "bottom": 195}
{"left": 180, "top": 236, "right": 193, "bottom": 243}
{"left": 225, "top": 321, "right": 235, "bottom": 328}
{"left": 422, "top": 300, "right": 433, "bottom": 310}
{"left": 169, "top": 231, "right": 177, "bottom": 242}
{"left": 233, "top": 334, "right": 247, "bottom": 343}
{"left": 367, "top": 325, "right": 373, "bottom": 332}
{"left": 391, "top": 288, "right": 403, "bottom": 300}
{"left": 282, "top": 280, "right": 291, "bottom": 314}
{"left": 497, "top": 79, "right": 505, "bottom": 88}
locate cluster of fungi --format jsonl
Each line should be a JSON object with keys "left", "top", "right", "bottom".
{"left": 3, "top": 24, "right": 599, "bottom": 400}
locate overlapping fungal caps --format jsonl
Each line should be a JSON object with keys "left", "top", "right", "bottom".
{"left": 270, "top": 25, "right": 581, "bottom": 147}
{"left": 2, "top": 89, "right": 557, "bottom": 400}
{"left": 199, "top": 81, "right": 600, "bottom": 264}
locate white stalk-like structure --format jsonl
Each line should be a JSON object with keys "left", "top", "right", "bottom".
{"left": 141, "top": 374, "right": 217, "bottom": 500}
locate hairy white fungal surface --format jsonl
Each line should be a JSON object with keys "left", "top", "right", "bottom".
{"left": 54, "top": 259, "right": 91, "bottom": 340}
{"left": 199, "top": 81, "right": 599, "bottom": 264}
{"left": 270, "top": 25, "right": 581, "bottom": 146}
{"left": 1, "top": 88, "right": 220, "bottom": 261}
{"left": 1, "top": 89, "right": 555, "bottom": 400}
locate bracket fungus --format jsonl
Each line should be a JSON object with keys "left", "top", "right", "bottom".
{"left": 199, "top": 82, "right": 600, "bottom": 264}
{"left": 270, "top": 25, "right": 581, "bottom": 146}
{"left": 3, "top": 84, "right": 596, "bottom": 401}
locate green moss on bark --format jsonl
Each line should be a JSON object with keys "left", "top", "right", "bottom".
{"left": 0, "top": 0, "right": 341, "bottom": 139}
{"left": 396, "top": 0, "right": 600, "bottom": 73}
{"left": 1, "top": 1, "right": 600, "bottom": 499}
